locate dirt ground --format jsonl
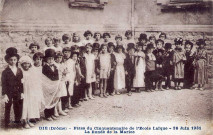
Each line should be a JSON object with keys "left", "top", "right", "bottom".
{"left": 0, "top": 82, "right": 212, "bottom": 135}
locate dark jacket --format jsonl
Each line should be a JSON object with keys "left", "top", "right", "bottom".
{"left": 1, "top": 67, "right": 23, "bottom": 99}
{"left": 153, "top": 48, "right": 164, "bottom": 65}
{"left": 42, "top": 64, "right": 59, "bottom": 81}
{"left": 110, "top": 53, "right": 116, "bottom": 71}
{"left": 124, "top": 54, "right": 136, "bottom": 77}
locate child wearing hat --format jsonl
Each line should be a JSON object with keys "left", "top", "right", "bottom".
{"left": 173, "top": 38, "right": 186, "bottom": 90}
{"left": 71, "top": 51, "right": 84, "bottom": 107}
{"left": 2, "top": 47, "right": 23, "bottom": 128}
{"left": 94, "top": 32, "right": 104, "bottom": 45}
{"left": 43, "top": 37, "right": 54, "bottom": 52}
{"left": 78, "top": 46, "right": 87, "bottom": 101}
{"left": 107, "top": 42, "right": 116, "bottom": 95}
{"left": 153, "top": 39, "right": 165, "bottom": 90}
{"left": 133, "top": 43, "right": 146, "bottom": 92}
{"left": 28, "top": 42, "right": 40, "bottom": 59}
{"left": 19, "top": 55, "right": 41, "bottom": 128}
{"left": 53, "top": 37, "right": 63, "bottom": 52}
{"left": 184, "top": 40, "right": 195, "bottom": 89}
{"left": 114, "top": 45, "right": 126, "bottom": 95}
{"left": 145, "top": 43, "right": 164, "bottom": 92}
{"left": 62, "top": 34, "right": 72, "bottom": 48}
{"left": 137, "top": 33, "right": 148, "bottom": 52}
{"left": 124, "top": 43, "right": 136, "bottom": 96}
{"left": 193, "top": 39, "right": 208, "bottom": 90}
{"left": 82, "top": 30, "right": 94, "bottom": 46}
{"left": 98, "top": 44, "right": 111, "bottom": 98}
{"left": 54, "top": 51, "right": 68, "bottom": 117}
{"left": 163, "top": 43, "right": 174, "bottom": 90}
{"left": 42, "top": 49, "right": 60, "bottom": 121}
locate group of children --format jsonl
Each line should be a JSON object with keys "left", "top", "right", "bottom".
{"left": 1, "top": 30, "right": 209, "bottom": 129}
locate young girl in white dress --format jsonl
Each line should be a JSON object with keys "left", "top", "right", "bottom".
{"left": 54, "top": 52, "right": 68, "bottom": 117}
{"left": 133, "top": 44, "right": 146, "bottom": 92}
{"left": 98, "top": 44, "right": 111, "bottom": 98}
{"left": 84, "top": 43, "right": 96, "bottom": 100}
{"left": 114, "top": 45, "right": 126, "bottom": 95}
{"left": 20, "top": 56, "right": 40, "bottom": 129}
{"left": 32, "top": 52, "right": 45, "bottom": 120}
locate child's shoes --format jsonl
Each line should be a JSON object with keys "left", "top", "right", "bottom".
{"left": 68, "top": 106, "right": 73, "bottom": 109}
{"left": 64, "top": 109, "right": 69, "bottom": 113}
{"left": 103, "top": 94, "right": 108, "bottom": 98}
{"left": 28, "top": 122, "right": 35, "bottom": 127}
{"left": 199, "top": 87, "right": 204, "bottom": 91}
{"left": 99, "top": 94, "right": 104, "bottom": 98}
{"left": 24, "top": 123, "right": 31, "bottom": 129}
{"left": 89, "top": 96, "right": 95, "bottom": 100}
{"left": 59, "top": 111, "right": 67, "bottom": 116}
{"left": 116, "top": 92, "right": 121, "bottom": 95}
{"left": 46, "top": 117, "right": 53, "bottom": 121}
{"left": 51, "top": 116, "right": 58, "bottom": 120}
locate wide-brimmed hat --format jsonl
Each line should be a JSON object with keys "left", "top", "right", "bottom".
{"left": 44, "top": 49, "right": 56, "bottom": 58}
{"left": 4, "top": 47, "right": 20, "bottom": 62}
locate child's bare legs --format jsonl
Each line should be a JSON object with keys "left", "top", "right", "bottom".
{"left": 174, "top": 81, "right": 178, "bottom": 90}
{"left": 99, "top": 79, "right": 103, "bottom": 97}
{"left": 24, "top": 118, "right": 35, "bottom": 128}
{"left": 84, "top": 87, "right": 89, "bottom": 101}
{"left": 68, "top": 97, "right": 73, "bottom": 109}
{"left": 103, "top": 79, "right": 107, "bottom": 98}
{"left": 155, "top": 81, "right": 159, "bottom": 91}
{"left": 54, "top": 105, "right": 59, "bottom": 117}
{"left": 159, "top": 81, "right": 164, "bottom": 91}
{"left": 88, "top": 84, "right": 94, "bottom": 100}
{"left": 58, "top": 100, "right": 67, "bottom": 116}
{"left": 177, "top": 80, "right": 181, "bottom": 90}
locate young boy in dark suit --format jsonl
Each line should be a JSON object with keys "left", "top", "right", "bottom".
{"left": 107, "top": 42, "right": 116, "bottom": 95}
{"left": 124, "top": 43, "right": 136, "bottom": 96}
{"left": 184, "top": 40, "right": 195, "bottom": 89}
{"left": 163, "top": 43, "right": 174, "bottom": 90}
{"left": 42, "top": 49, "right": 59, "bottom": 121}
{"left": 2, "top": 47, "right": 24, "bottom": 129}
